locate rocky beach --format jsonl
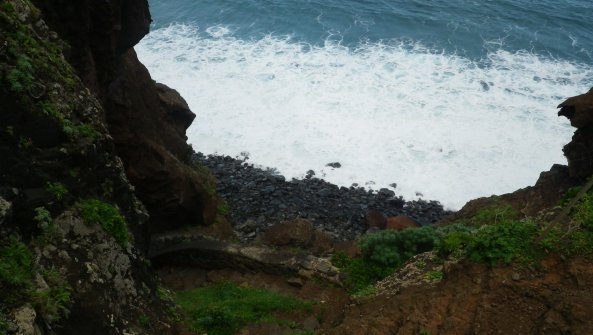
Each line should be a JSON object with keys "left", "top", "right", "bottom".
{"left": 193, "top": 152, "right": 451, "bottom": 241}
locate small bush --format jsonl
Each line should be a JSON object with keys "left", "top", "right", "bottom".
{"left": 176, "top": 282, "right": 312, "bottom": 335}
{"left": 574, "top": 194, "right": 593, "bottom": 231}
{"left": 331, "top": 252, "right": 393, "bottom": 293}
{"left": 465, "top": 221, "right": 538, "bottom": 265}
{"left": 32, "top": 268, "right": 71, "bottom": 323}
{"left": 560, "top": 186, "right": 581, "bottom": 207}
{"left": 46, "top": 182, "right": 68, "bottom": 200}
{"left": 0, "top": 237, "right": 34, "bottom": 304}
{"left": 77, "top": 199, "right": 129, "bottom": 246}
{"left": 424, "top": 271, "right": 443, "bottom": 281}
{"left": 360, "top": 227, "right": 437, "bottom": 268}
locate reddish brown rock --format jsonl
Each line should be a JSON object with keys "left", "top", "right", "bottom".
{"left": 385, "top": 215, "right": 420, "bottom": 230}
{"left": 333, "top": 240, "right": 362, "bottom": 258}
{"left": 365, "top": 209, "right": 387, "bottom": 230}
{"left": 261, "top": 219, "right": 333, "bottom": 255}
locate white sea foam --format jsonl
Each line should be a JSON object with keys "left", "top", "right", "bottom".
{"left": 136, "top": 23, "right": 593, "bottom": 209}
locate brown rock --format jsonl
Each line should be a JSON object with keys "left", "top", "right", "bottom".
{"left": 311, "top": 229, "right": 333, "bottom": 256}
{"left": 260, "top": 219, "right": 333, "bottom": 255}
{"left": 334, "top": 240, "right": 361, "bottom": 258}
{"left": 262, "top": 218, "right": 314, "bottom": 248}
{"left": 365, "top": 209, "right": 387, "bottom": 230}
{"left": 385, "top": 215, "right": 420, "bottom": 230}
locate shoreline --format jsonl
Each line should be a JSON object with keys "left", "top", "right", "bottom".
{"left": 193, "top": 152, "right": 453, "bottom": 241}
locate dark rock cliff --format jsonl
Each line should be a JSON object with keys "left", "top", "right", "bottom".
{"left": 31, "top": 0, "right": 225, "bottom": 235}
{"left": 558, "top": 87, "right": 593, "bottom": 180}
{"left": 0, "top": 0, "right": 220, "bottom": 333}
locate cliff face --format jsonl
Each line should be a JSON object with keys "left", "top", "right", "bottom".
{"left": 31, "top": 0, "right": 224, "bottom": 235}
{"left": 0, "top": 0, "right": 220, "bottom": 333}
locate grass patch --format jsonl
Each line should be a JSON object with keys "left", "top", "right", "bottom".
{"left": 176, "top": 282, "right": 313, "bottom": 335}
{"left": 76, "top": 199, "right": 129, "bottom": 246}
{"left": 0, "top": 237, "right": 34, "bottom": 305}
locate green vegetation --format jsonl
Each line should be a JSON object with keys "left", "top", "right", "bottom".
{"left": 0, "top": 237, "right": 34, "bottom": 305}
{"left": 0, "top": 238, "right": 70, "bottom": 324}
{"left": 77, "top": 199, "right": 130, "bottom": 246}
{"left": 424, "top": 271, "right": 443, "bottom": 281}
{"left": 46, "top": 182, "right": 68, "bottom": 201}
{"left": 192, "top": 161, "right": 217, "bottom": 196}
{"left": 34, "top": 206, "right": 52, "bottom": 226}
{"left": 176, "top": 282, "right": 313, "bottom": 335}
{"left": 360, "top": 227, "right": 436, "bottom": 268}
{"left": 457, "top": 203, "right": 520, "bottom": 227}
{"left": 331, "top": 251, "right": 393, "bottom": 293}
{"left": 62, "top": 120, "right": 100, "bottom": 140}
{"left": 0, "top": 0, "right": 101, "bottom": 145}
{"left": 217, "top": 201, "right": 230, "bottom": 215}
{"left": 332, "top": 189, "right": 593, "bottom": 296}
{"left": 139, "top": 314, "right": 151, "bottom": 329}
{"left": 33, "top": 268, "right": 71, "bottom": 323}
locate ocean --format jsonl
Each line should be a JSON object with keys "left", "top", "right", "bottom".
{"left": 136, "top": 0, "right": 593, "bottom": 209}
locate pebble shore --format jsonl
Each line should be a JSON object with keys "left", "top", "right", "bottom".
{"left": 193, "top": 153, "right": 453, "bottom": 241}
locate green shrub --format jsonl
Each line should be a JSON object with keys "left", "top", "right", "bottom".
{"left": 175, "top": 282, "right": 312, "bottom": 335}
{"left": 77, "top": 199, "right": 129, "bottom": 246}
{"left": 458, "top": 204, "right": 521, "bottom": 227}
{"left": 574, "top": 194, "right": 593, "bottom": 231}
{"left": 32, "top": 268, "right": 71, "bottom": 323}
{"left": 62, "top": 120, "right": 100, "bottom": 140}
{"left": 217, "top": 201, "right": 230, "bottom": 215}
{"left": 435, "top": 224, "right": 476, "bottom": 256}
{"left": 0, "top": 237, "right": 34, "bottom": 304}
{"left": 465, "top": 221, "right": 538, "bottom": 265}
{"left": 560, "top": 186, "right": 581, "bottom": 207}
{"left": 360, "top": 227, "right": 437, "bottom": 268}
{"left": 424, "top": 271, "right": 443, "bottom": 281}
{"left": 331, "top": 252, "right": 393, "bottom": 293}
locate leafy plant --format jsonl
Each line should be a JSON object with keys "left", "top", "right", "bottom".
{"left": 34, "top": 206, "right": 52, "bottom": 226}
{"left": 0, "top": 237, "right": 34, "bottom": 305}
{"left": 139, "top": 314, "right": 151, "bottom": 329}
{"left": 465, "top": 221, "right": 538, "bottom": 265}
{"left": 360, "top": 227, "right": 437, "bottom": 268}
{"left": 62, "top": 120, "right": 99, "bottom": 140}
{"left": 76, "top": 199, "right": 129, "bottom": 246}
{"left": 574, "top": 194, "right": 593, "bottom": 231}
{"left": 46, "top": 182, "right": 68, "bottom": 200}
{"left": 33, "top": 268, "right": 71, "bottom": 323}
{"left": 217, "top": 201, "right": 230, "bottom": 215}
{"left": 424, "top": 271, "right": 443, "bottom": 281}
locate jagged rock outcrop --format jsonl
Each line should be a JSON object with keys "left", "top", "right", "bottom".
{"left": 559, "top": 87, "right": 593, "bottom": 180}
{"left": 32, "top": 0, "right": 223, "bottom": 234}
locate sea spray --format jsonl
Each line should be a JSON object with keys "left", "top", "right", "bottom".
{"left": 137, "top": 0, "right": 593, "bottom": 209}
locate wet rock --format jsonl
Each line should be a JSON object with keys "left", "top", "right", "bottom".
{"left": 326, "top": 162, "right": 342, "bottom": 168}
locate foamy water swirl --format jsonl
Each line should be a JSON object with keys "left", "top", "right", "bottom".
{"left": 136, "top": 23, "right": 593, "bottom": 209}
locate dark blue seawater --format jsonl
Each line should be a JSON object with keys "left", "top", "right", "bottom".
{"left": 148, "top": 0, "right": 593, "bottom": 64}
{"left": 137, "top": 0, "right": 593, "bottom": 209}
